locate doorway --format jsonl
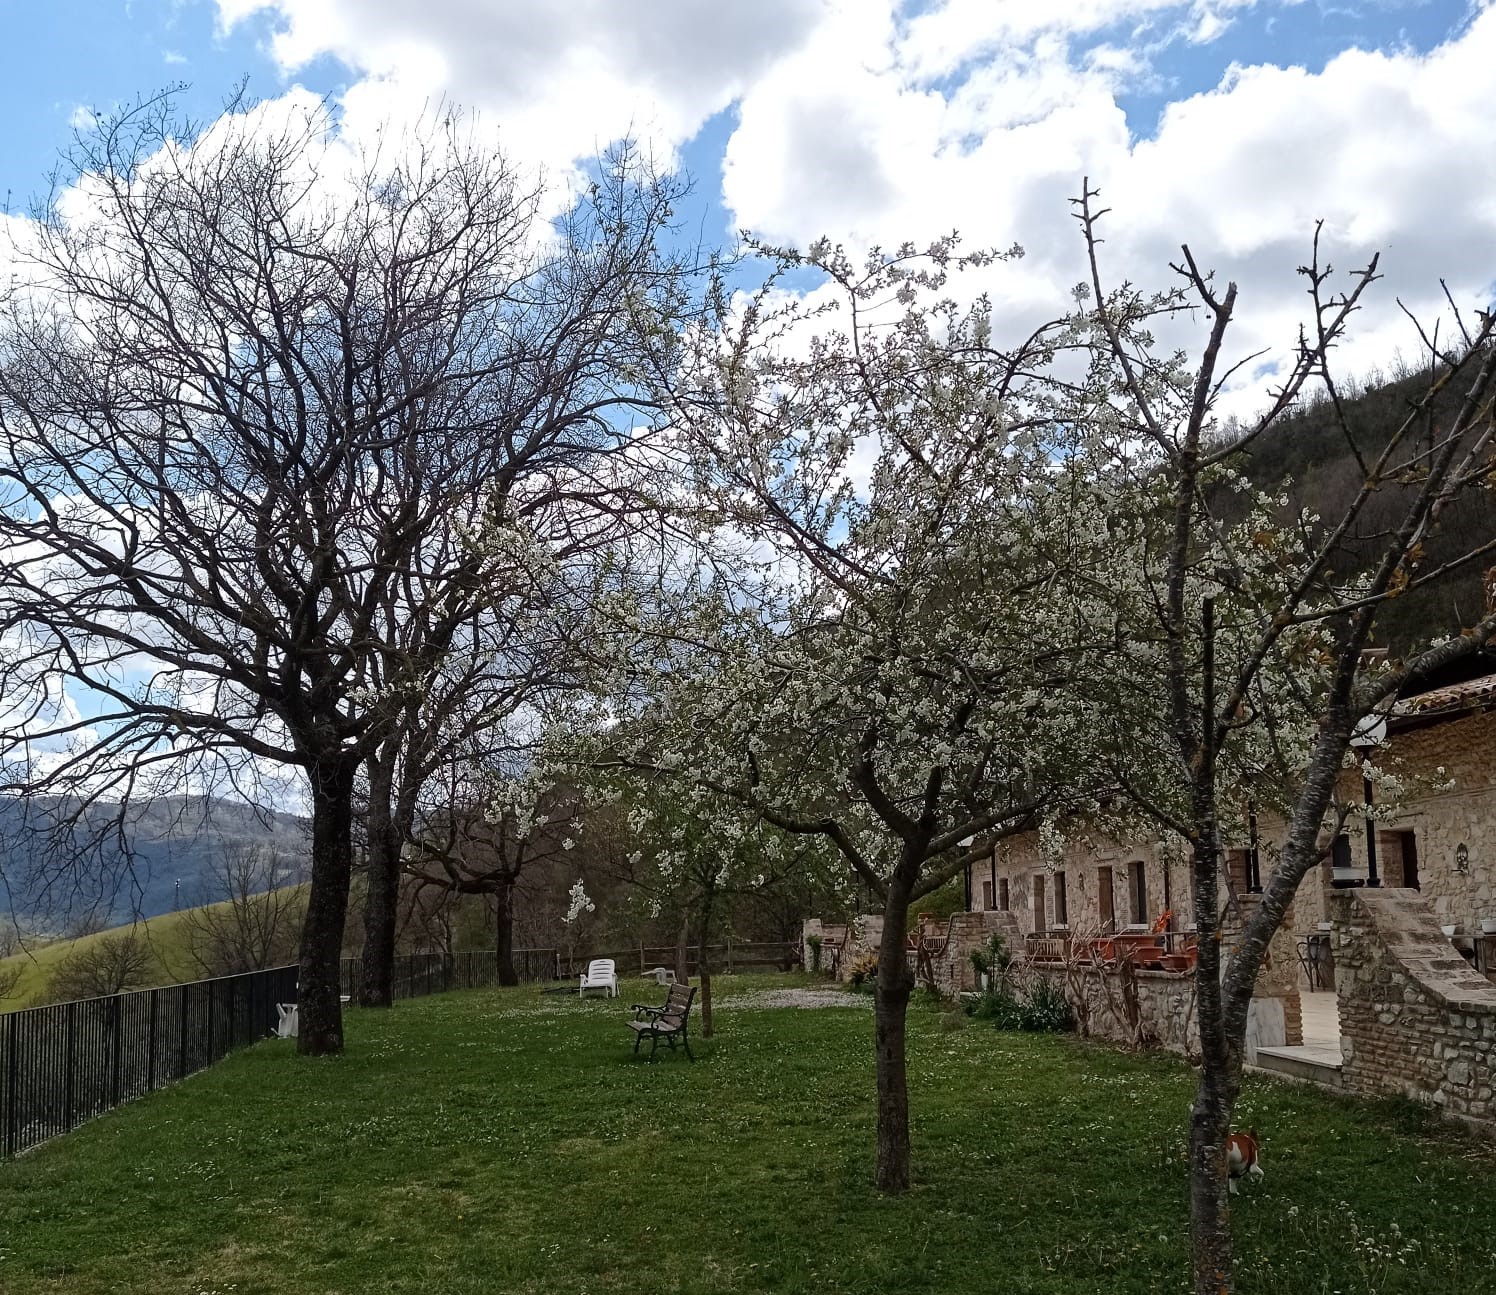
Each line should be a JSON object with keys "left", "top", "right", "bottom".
{"left": 1098, "top": 866, "right": 1115, "bottom": 931}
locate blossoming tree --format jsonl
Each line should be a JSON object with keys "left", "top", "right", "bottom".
{"left": 593, "top": 238, "right": 1126, "bottom": 1190}
{"left": 1075, "top": 187, "right": 1496, "bottom": 1293}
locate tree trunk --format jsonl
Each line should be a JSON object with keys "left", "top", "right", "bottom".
{"left": 1189, "top": 1069, "right": 1239, "bottom": 1294}
{"left": 698, "top": 888, "right": 715, "bottom": 1038}
{"left": 495, "top": 878, "right": 519, "bottom": 987}
{"left": 1187, "top": 785, "right": 1242, "bottom": 1294}
{"left": 298, "top": 757, "right": 358, "bottom": 1056}
{"left": 358, "top": 755, "right": 400, "bottom": 1008}
{"left": 873, "top": 879, "right": 915, "bottom": 1192}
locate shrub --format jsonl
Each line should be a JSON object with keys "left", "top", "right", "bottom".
{"left": 1019, "top": 979, "right": 1073, "bottom": 1033}
{"left": 848, "top": 952, "right": 879, "bottom": 991}
{"left": 965, "top": 979, "right": 1072, "bottom": 1033}
{"left": 970, "top": 933, "right": 1013, "bottom": 985}
{"left": 806, "top": 933, "right": 824, "bottom": 974}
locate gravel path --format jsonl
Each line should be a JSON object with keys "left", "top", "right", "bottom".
{"left": 722, "top": 987, "right": 870, "bottom": 1010}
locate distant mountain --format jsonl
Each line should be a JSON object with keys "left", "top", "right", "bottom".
{"left": 0, "top": 794, "right": 309, "bottom": 931}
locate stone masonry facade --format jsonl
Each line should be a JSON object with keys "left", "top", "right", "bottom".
{"left": 1332, "top": 887, "right": 1496, "bottom": 1123}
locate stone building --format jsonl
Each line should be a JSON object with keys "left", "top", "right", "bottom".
{"left": 803, "top": 654, "right": 1496, "bottom": 1124}
{"left": 973, "top": 666, "right": 1496, "bottom": 973}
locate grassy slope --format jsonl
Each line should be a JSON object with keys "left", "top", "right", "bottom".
{"left": 1, "top": 974, "right": 1492, "bottom": 1294}
{"left": 0, "top": 908, "right": 207, "bottom": 1009}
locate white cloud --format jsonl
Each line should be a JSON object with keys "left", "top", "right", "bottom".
{"left": 192, "top": 0, "right": 1496, "bottom": 410}
{"left": 722, "top": 2, "right": 1496, "bottom": 412}
{"left": 217, "top": 0, "right": 832, "bottom": 174}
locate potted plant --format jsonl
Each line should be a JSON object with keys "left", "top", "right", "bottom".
{"left": 1480, "top": 918, "right": 1496, "bottom": 935}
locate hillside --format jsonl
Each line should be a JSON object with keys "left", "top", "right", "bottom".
{"left": 1224, "top": 357, "right": 1496, "bottom": 653}
{"left": 0, "top": 794, "right": 308, "bottom": 931}
{"left": 0, "top": 905, "right": 211, "bottom": 1009}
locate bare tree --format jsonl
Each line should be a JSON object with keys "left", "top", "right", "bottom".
{"left": 1078, "top": 187, "right": 1496, "bottom": 1292}
{"left": 0, "top": 94, "right": 694, "bottom": 1052}
{"left": 403, "top": 779, "right": 587, "bottom": 986}
{"left": 46, "top": 929, "right": 153, "bottom": 1002}
{"left": 179, "top": 843, "right": 306, "bottom": 977}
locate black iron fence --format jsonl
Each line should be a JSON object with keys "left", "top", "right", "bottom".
{"left": 0, "top": 940, "right": 790, "bottom": 1159}
{"left": 0, "top": 963, "right": 297, "bottom": 1160}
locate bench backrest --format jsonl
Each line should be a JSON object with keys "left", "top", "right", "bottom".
{"left": 586, "top": 959, "right": 616, "bottom": 978}
{"left": 658, "top": 982, "right": 696, "bottom": 1026}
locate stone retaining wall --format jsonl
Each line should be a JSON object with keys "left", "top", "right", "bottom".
{"left": 1332, "top": 887, "right": 1496, "bottom": 1124}
{"left": 1023, "top": 962, "right": 1287, "bottom": 1064}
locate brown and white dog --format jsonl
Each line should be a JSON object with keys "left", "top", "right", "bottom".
{"left": 1226, "top": 1130, "right": 1263, "bottom": 1194}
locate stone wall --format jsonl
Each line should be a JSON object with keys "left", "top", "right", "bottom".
{"left": 1023, "top": 962, "right": 1287, "bottom": 1064}
{"left": 1372, "top": 710, "right": 1496, "bottom": 936}
{"left": 802, "top": 910, "right": 1020, "bottom": 994}
{"left": 1332, "top": 887, "right": 1496, "bottom": 1125}
{"left": 915, "top": 910, "right": 1021, "bottom": 996}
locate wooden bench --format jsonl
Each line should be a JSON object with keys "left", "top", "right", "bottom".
{"left": 627, "top": 982, "right": 697, "bottom": 1062}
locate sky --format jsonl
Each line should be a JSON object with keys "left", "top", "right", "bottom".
{"left": 2, "top": 0, "right": 1492, "bottom": 402}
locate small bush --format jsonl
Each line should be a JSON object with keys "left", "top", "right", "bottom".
{"left": 1019, "top": 980, "right": 1073, "bottom": 1033}
{"left": 806, "top": 933, "right": 823, "bottom": 974}
{"left": 848, "top": 952, "right": 879, "bottom": 991}
{"left": 965, "top": 980, "right": 1072, "bottom": 1033}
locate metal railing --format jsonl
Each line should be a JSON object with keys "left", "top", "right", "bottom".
{"left": 1, "top": 963, "right": 297, "bottom": 1160}
{"left": 0, "top": 948, "right": 565, "bottom": 1160}
{"left": 0, "top": 941, "right": 786, "bottom": 1159}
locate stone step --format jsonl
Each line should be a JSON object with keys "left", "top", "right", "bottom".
{"left": 1253, "top": 1045, "right": 1344, "bottom": 1089}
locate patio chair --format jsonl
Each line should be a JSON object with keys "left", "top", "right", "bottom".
{"left": 579, "top": 957, "right": 619, "bottom": 998}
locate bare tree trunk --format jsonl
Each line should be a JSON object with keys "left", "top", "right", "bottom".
{"left": 1189, "top": 1066, "right": 1239, "bottom": 1293}
{"left": 495, "top": 878, "right": 519, "bottom": 987}
{"left": 298, "top": 758, "right": 358, "bottom": 1056}
{"left": 358, "top": 757, "right": 400, "bottom": 1008}
{"left": 874, "top": 877, "right": 915, "bottom": 1192}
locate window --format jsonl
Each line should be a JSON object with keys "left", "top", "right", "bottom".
{"left": 1098, "top": 866, "right": 1114, "bottom": 930}
{"left": 1031, "top": 873, "right": 1047, "bottom": 934}
{"left": 1055, "top": 871, "right": 1068, "bottom": 926}
{"left": 981, "top": 880, "right": 994, "bottom": 910}
{"left": 998, "top": 878, "right": 1010, "bottom": 911}
{"left": 1131, "top": 861, "right": 1148, "bottom": 924}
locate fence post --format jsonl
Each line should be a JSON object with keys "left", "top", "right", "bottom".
{"left": 110, "top": 996, "right": 123, "bottom": 1108}
{"left": 4, "top": 1010, "right": 17, "bottom": 1158}
{"left": 178, "top": 983, "right": 190, "bottom": 1079}
{"left": 146, "top": 989, "right": 159, "bottom": 1092}
{"left": 63, "top": 1002, "right": 77, "bottom": 1132}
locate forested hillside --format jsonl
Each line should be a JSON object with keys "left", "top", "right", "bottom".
{"left": 1226, "top": 357, "right": 1496, "bottom": 654}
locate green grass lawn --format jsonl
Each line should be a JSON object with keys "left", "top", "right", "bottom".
{"left": 0, "top": 974, "right": 1492, "bottom": 1294}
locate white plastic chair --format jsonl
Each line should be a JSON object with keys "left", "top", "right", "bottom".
{"left": 578, "top": 958, "right": 618, "bottom": 998}
{"left": 275, "top": 1003, "right": 299, "bottom": 1038}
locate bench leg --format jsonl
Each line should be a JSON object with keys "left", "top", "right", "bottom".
{"left": 633, "top": 1031, "right": 642, "bottom": 1055}
{"left": 682, "top": 1031, "right": 693, "bottom": 1062}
